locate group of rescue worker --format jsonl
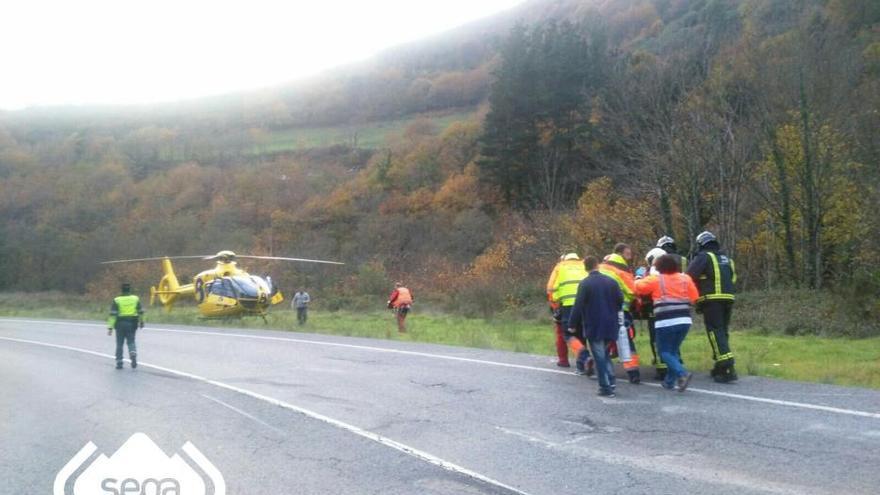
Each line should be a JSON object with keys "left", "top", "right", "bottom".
{"left": 546, "top": 231, "right": 738, "bottom": 389}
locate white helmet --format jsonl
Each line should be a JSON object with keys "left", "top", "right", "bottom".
{"left": 645, "top": 247, "right": 666, "bottom": 265}
{"left": 696, "top": 231, "right": 717, "bottom": 247}
{"left": 562, "top": 252, "right": 579, "bottom": 261}
{"left": 656, "top": 236, "right": 675, "bottom": 249}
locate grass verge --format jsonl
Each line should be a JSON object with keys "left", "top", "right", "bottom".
{"left": 1, "top": 292, "right": 878, "bottom": 389}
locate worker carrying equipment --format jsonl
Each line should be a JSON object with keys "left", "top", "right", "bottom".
{"left": 687, "top": 231, "right": 738, "bottom": 383}
{"left": 640, "top": 247, "right": 669, "bottom": 380}
{"left": 546, "top": 253, "right": 592, "bottom": 374}
{"left": 108, "top": 282, "right": 144, "bottom": 370}
{"left": 634, "top": 254, "right": 700, "bottom": 392}
{"left": 599, "top": 244, "right": 641, "bottom": 384}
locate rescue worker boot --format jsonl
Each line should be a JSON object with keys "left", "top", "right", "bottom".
{"left": 654, "top": 368, "right": 667, "bottom": 381}
{"left": 627, "top": 369, "right": 641, "bottom": 384}
{"left": 130, "top": 353, "right": 137, "bottom": 369}
{"left": 724, "top": 366, "right": 737, "bottom": 382}
{"left": 711, "top": 362, "right": 736, "bottom": 383}
{"left": 115, "top": 361, "right": 123, "bottom": 370}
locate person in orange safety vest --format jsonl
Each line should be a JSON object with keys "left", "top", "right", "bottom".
{"left": 387, "top": 282, "right": 413, "bottom": 333}
{"left": 635, "top": 254, "right": 699, "bottom": 391}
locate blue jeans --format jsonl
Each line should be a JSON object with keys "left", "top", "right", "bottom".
{"left": 588, "top": 339, "right": 615, "bottom": 393}
{"left": 656, "top": 322, "right": 690, "bottom": 387}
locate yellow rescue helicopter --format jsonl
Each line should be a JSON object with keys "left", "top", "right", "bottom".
{"left": 100, "top": 250, "right": 343, "bottom": 319}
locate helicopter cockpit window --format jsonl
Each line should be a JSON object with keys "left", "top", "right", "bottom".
{"left": 209, "top": 279, "right": 236, "bottom": 298}
{"left": 230, "top": 276, "right": 260, "bottom": 298}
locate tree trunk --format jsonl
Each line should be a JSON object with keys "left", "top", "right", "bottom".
{"left": 768, "top": 128, "right": 799, "bottom": 287}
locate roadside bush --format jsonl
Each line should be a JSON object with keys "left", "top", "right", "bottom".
{"left": 733, "top": 288, "right": 880, "bottom": 338}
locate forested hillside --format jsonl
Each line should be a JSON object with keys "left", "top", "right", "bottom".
{"left": 1, "top": 0, "right": 878, "bottom": 332}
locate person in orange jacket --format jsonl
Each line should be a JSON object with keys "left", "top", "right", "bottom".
{"left": 599, "top": 243, "right": 641, "bottom": 383}
{"left": 635, "top": 254, "right": 700, "bottom": 391}
{"left": 387, "top": 282, "right": 413, "bottom": 333}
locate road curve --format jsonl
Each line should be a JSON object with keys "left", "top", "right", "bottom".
{"left": 2, "top": 318, "right": 879, "bottom": 494}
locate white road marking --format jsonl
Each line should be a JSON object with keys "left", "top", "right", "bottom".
{"left": 493, "top": 426, "right": 827, "bottom": 495}
{"left": 200, "top": 394, "right": 285, "bottom": 434}
{"left": 3, "top": 318, "right": 880, "bottom": 420}
{"left": 0, "top": 335, "right": 531, "bottom": 495}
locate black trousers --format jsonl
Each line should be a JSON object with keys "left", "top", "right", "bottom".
{"left": 296, "top": 307, "right": 308, "bottom": 324}
{"left": 115, "top": 320, "right": 138, "bottom": 363}
{"left": 702, "top": 301, "right": 734, "bottom": 370}
{"left": 647, "top": 317, "right": 668, "bottom": 372}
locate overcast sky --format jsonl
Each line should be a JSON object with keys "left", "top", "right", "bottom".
{"left": 0, "top": 0, "right": 524, "bottom": 110}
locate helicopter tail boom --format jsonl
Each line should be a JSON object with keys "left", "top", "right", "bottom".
{"left": 150, "top": 258, "right": 194, "bottom": 310}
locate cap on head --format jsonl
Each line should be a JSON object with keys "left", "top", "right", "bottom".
{"left": 696, "top": 231, "right": 717, "bottom": 247}
{"left": 121, "top": 283, "right": 131, "bottom": 293}
{"left": 562, "top": 253, "right": 579, "bottom": 261}
{"left": 645, "top": 247, "right": 667, "bottom": 265}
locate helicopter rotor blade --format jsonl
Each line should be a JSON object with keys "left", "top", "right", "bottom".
{"left": 99, "top": 256, "right": 208, "bottom": 265}
{"left": 235, "top": 255, "right": 345, "bottom": 265}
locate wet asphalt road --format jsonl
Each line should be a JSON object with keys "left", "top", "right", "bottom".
{"left": 2, "top": 317, "right": 879, "bottom": 495}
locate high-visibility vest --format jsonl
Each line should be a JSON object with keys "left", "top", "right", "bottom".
{"left": 552, "top": 259, "right": 587, "bottom": 307}
{"left": 108, "top": 294, "right": 142, "bottom": 328}
{"left": 599, "top": 253, "right": 636, "bottom": 311}
{"left": 114, "top": 295, "right": 141, "bottom": 317}
{"left": 635, "top": 273, "right": 698, "bottom": 325}
{"left": 697, "top": 252, "right": 737, "bottom": 302}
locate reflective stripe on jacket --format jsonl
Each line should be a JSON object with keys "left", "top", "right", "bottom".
{"left": 635, "top": 273, "right": 698, "bottom": 327}
{"left": 552, "top": 259, "right": 587, "bottom": 307}
{"left": 599, "top": 254, "right": 635, "bottom": 311}
{"left": 688, "top": 251, "right": 736, "bottom": 302}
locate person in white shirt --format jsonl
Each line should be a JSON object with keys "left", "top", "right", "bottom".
{"left": 292, "top": 290, "right": 311, "bottom": 325}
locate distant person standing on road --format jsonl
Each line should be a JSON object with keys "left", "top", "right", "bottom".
{"left": 568, "top": 256, "right": 624, "bottom": 397}
{"left": 107, "top": 283, "right": 144, "bottom": 370}
{"left": 292, "top": 289, "right": 311, "bottom": 325}
{"left": 387, "top": 282, "right": 413, "bottom": 333}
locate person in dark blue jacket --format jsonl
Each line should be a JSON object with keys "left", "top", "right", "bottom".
{"left": 568, "top": 256, "right": 624, "bottom": 397}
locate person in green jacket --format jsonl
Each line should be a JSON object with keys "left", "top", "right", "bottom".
{"left": 108, "top": 283, "right": 144, "bottom": 369}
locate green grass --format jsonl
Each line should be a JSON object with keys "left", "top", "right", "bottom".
{"left": 2, "top": 291, "right": 879, "bottom": 389}
{"left": 251, "top": 109, "right": 477, "bottom": 153}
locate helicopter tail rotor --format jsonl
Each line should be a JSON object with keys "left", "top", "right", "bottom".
{"left": 151, "top": 258, "right": 185, "bottom": 311}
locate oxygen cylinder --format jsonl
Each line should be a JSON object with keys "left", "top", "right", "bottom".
{"left": 616, "top": 311, "right": 632, "bottom": 363}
